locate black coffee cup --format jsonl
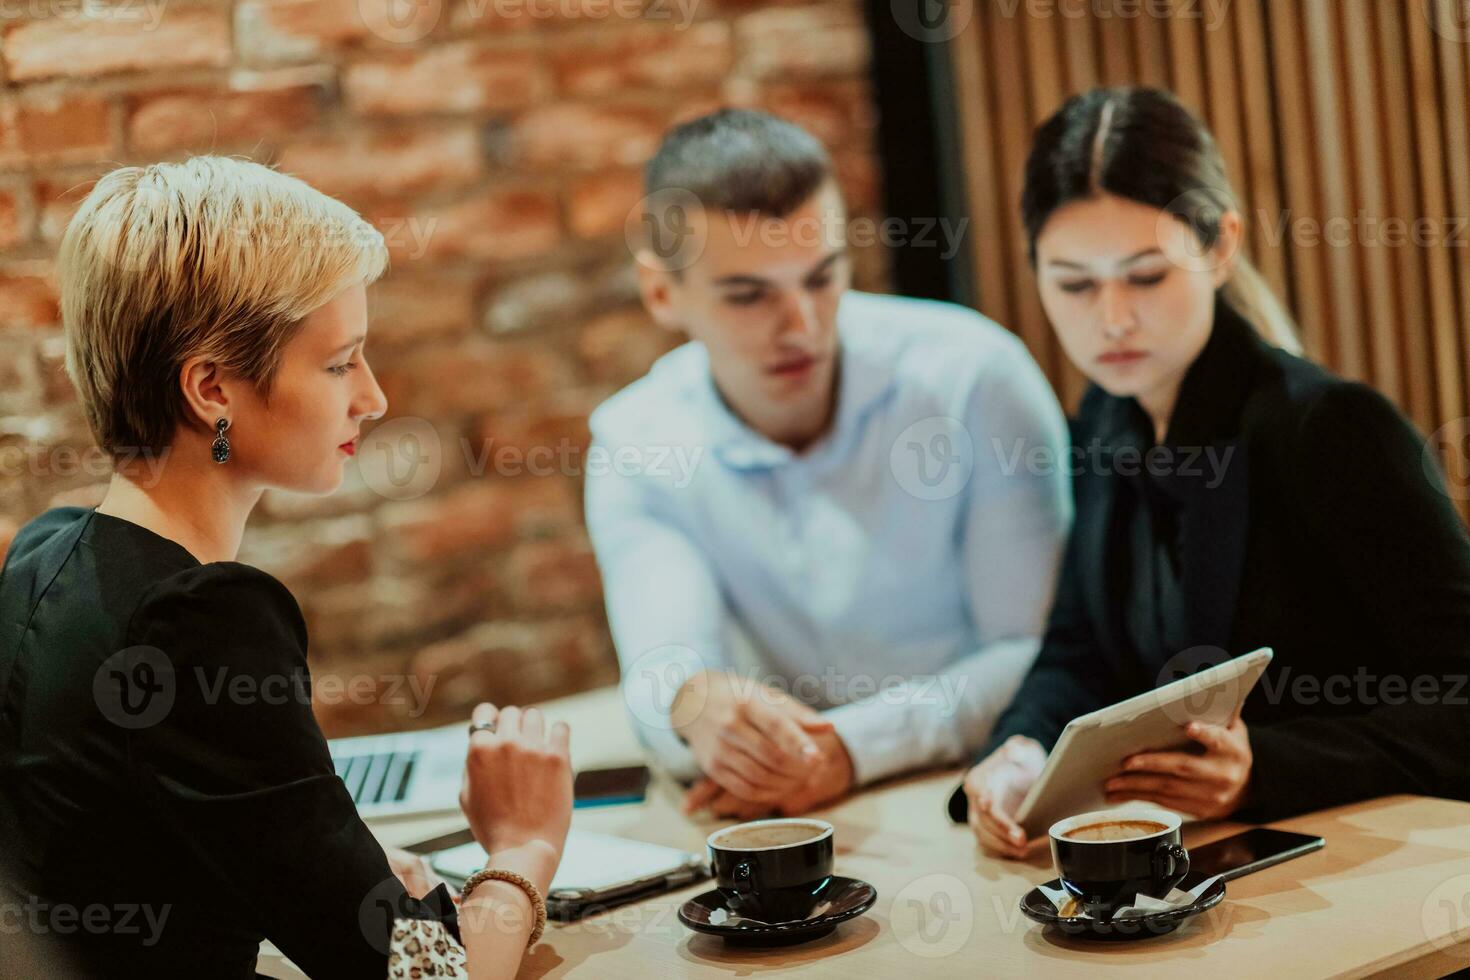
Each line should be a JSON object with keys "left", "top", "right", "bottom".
{"left": 707, "top": 818, "right": 834, "bottom": 923}
{"left": 1048, "top": 809, "right": 1190, "bottom": 921}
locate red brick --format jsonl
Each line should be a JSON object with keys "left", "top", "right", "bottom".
{"left": 276, "top": 125, "right": 483, "bottom": 201}
{"left": 375, "top": 336, "right": 576, "bottom": 418}
{"left": 577, "top": 306, "right": 678, "bottom": 383}
{"left": 343, "top": 42, "right": 548, "bottom": 115}
{"left": 0, "top": 180, "right": 33, "bottom": 248}
{"left": 0, "top": 336, "right": 39, "bottom": 413}
{"left": 472, "top": 391, "right": 600, "bottom": 463}
{"left": 378, "top": 477, "right": 577, "bottom": 563}
{"left": 735, "top": 4, "right": 870, "bottom": 79}
{"left": 551, "top": 23, "right": 732, "bottom": 95}
{"left": 407, "top": 616, "right": 612, "bottom": 714}
{"left": 381, "top": 187, "right": 560, "bottom": 263}
{"left": 511, "top": 102, "right": 665, "bottom": 170}
{"left": 0, "top": 516, "right": 17, "bottom": 567}
{"left": 34, "top": 335, "right": 76, "bottom": 407}
{"left": 366, "top": 270, "right": 477, "bottom": 348}
{"left": 567, "top": 168, "right": 642, "bottom": 239}
{"left": 449, "top": 0, "right": 646, "bottom": 34}
{"left": 236, "top": 0, "right": 447, "bottom": 62}
{"left": 0, "top": 261, "right": 60, "bottom": 331}
{"left": 35, "top": 175, "right": 96, "bottom": 243}
{"left": 237, "top": 515, "right": 376, "bottom": 589}
{"left": 480, "top": 258, "right": 636, "bottom": 333}
{"left": 833, "top": 147, "right": 881, "bottom": 214}
{"left": 759, "top": 79, "right": 877, "bottom": 150}
{"left": 3, "top": 9, "right": 231, "bottom": 81}
{"left": 506, "top": 534, "right": 603, "bottom": 611}
{"left": 127, "top": 69, "right": 333, "bottom": 154}
{"left": 9, "top": 93, "right": 113, "bottom": 164}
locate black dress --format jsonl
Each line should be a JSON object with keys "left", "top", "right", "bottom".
{"left": 948, "top": 298, "right": 1470, "bottom": 823}
{"left": 0, "top": 508, "right": 457, "bottom": 978}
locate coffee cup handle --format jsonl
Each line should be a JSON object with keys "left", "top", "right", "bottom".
{"left": 1151, "top": 841, "right": 1191, "bottom": 892}
{"left": 731, "top": 861, "right": 755, "bottom": 894}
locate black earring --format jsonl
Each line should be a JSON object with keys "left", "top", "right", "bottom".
{"left": 211, "top": 418, "right": 231, "bottom": 464}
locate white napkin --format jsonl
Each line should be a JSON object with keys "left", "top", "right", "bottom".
{"left": 1038, "top": 875, "right": 1222, "bottom": 920}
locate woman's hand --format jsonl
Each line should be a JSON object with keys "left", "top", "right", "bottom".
{"left": 459, "top": 702, "right": 574, "bottom": 892}
{"left": 962, "top": 735, "right": 1047, "bottom": 859}
{"left": 384, "top": 846, "right": 446, "bottom": 899}
{"left": 1105, "top": 717, "right": 1252, "bottom": 818}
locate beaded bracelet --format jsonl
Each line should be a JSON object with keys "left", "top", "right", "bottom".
{"left": 460, "top": 867, "right": 547, "bottom": 949}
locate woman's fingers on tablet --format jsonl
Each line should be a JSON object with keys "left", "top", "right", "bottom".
{"left": 1121, "top": 750, "right": 1207, "bottom": 778}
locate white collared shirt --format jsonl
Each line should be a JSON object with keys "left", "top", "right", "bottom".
{"left": 584, "top": 291, "right": 1072, "bottom": 786}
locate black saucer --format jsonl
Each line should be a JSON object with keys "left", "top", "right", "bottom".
{"left": 1019, "top": 875, "right": 1226, "bottom": 941}
{"left": 678, "top": 875, "right": 878, "bottom": 946}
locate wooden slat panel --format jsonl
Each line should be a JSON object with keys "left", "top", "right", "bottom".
{"left": 1374, "top": 0, "right": 1435, "bottom": 432}
{"left": 944, "top": 0, "right": 1468, "bottom": 519}
{"left": 1265, "top": 0, "right": 1332, "bottom": 360}
{"left": 1434, "top": 14, "right": 1470, "bottom": 421}
{"left": 1342, "top": 0, "right": 1402, "bottom": 402}
{"left": 1407, "top": 0, "right": 1467, "bottom": 430}
{"left": 1129, "top": 4, "right": 1170, "bottom": 88}
{"left": 949, "top": 0, "right": 1014, "bottom": 332}
{"left": 1201, "top": 9, "right": 1248, "bottom": 215}
{"left": 983, "top": 4, "right": 1057, "bottom": 386}
{"left": 1233, "top": 0, "right": 1288, "bottom": 304}
{"left": 1163, "top": 0, "right": 1206, "bottom": 114}
{"left": 1303, "top": 0, "right": 1366, "bottom": 378}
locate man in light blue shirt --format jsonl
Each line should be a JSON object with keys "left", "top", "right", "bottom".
{"left": 585, "top": 109, "right": 1071, "bottom": 819}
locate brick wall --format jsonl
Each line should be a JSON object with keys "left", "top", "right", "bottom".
{"left": 0, "top": 0, "right": 889, "bottom": 734}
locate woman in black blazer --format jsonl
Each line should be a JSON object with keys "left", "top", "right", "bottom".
{"left": 950, "top": 88, "right": 1470, "bottom": 855}
{"left": 0, "top": 157, "right": 572, "bottom": 976}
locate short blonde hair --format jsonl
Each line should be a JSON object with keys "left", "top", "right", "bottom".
{"left": 59, "top": 156, "right": 389, "bottom": 457}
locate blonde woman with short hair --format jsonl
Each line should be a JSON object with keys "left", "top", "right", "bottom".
{"left": 0, "top": 157, "right": 571, "bottom": 978}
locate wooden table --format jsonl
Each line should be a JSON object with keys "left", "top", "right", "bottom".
{"left": 261, "top": 685, "right": 1470, "bottom": 978}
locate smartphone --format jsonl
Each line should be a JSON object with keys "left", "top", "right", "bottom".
{"left": 572, "top": 765, "right": 650, "bottom": 808}
{"left": 1184, "top": 828, "right": 1325, "bottom": 883}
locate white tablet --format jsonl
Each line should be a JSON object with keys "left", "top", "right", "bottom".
{"left": 1013, "top": 647, "right": 1274, "bottom": 835}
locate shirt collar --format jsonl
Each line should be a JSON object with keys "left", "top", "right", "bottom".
{"left": 698, "top": 297, "right": 897, "bottom": 470}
